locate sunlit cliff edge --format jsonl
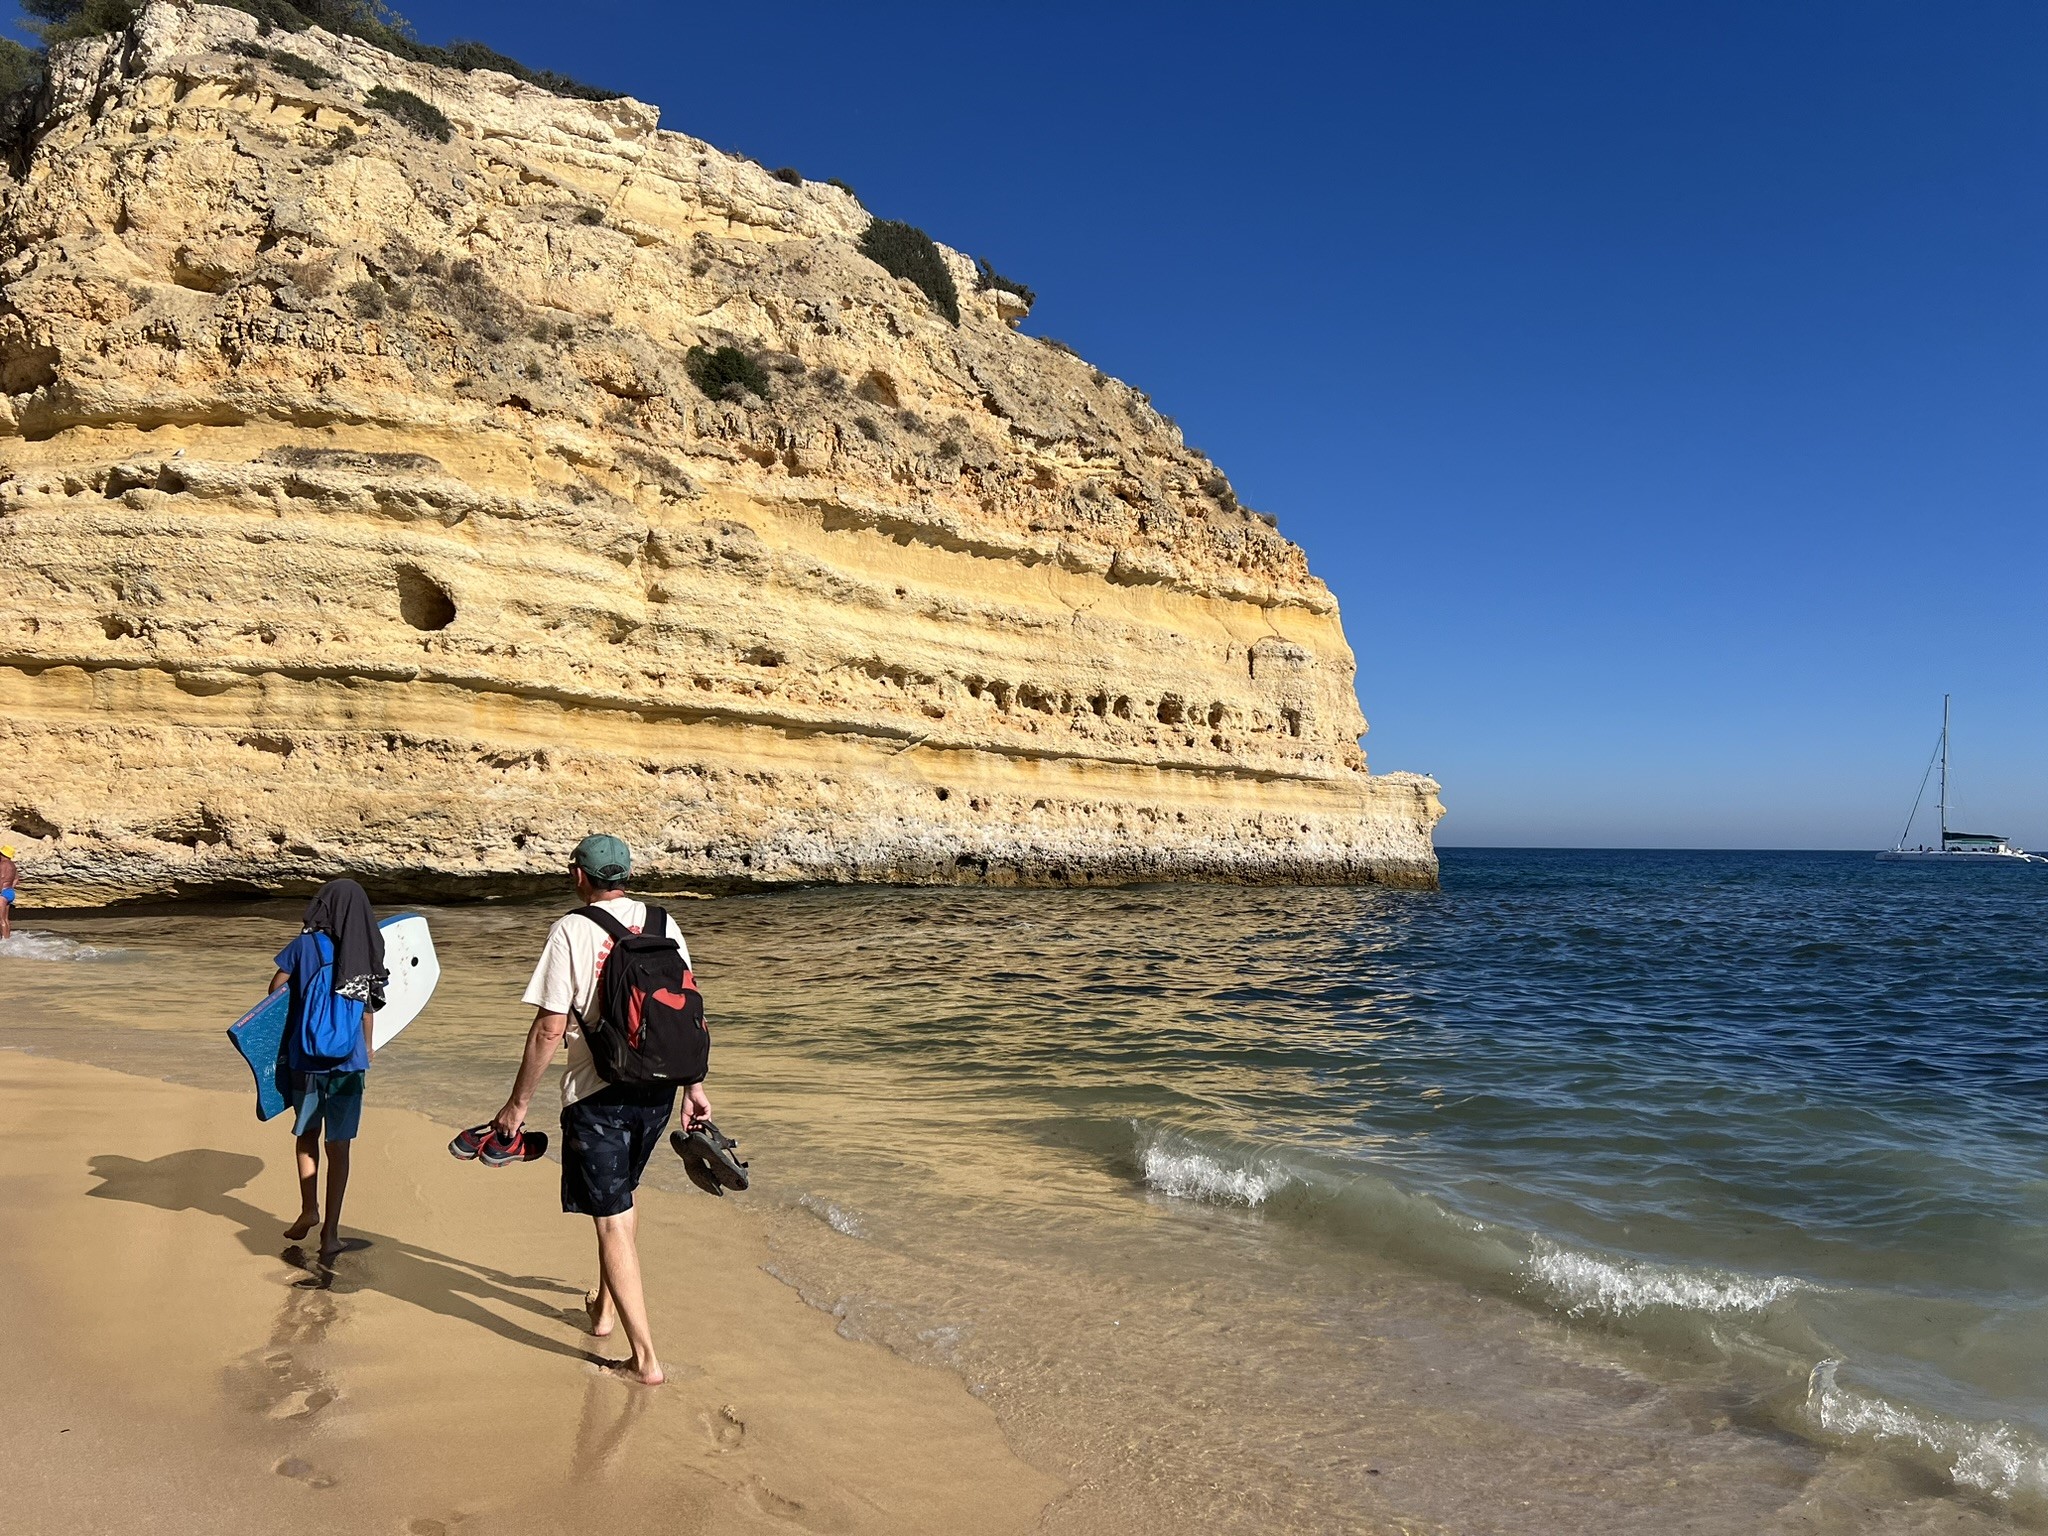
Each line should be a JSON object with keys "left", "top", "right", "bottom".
{"left": 0, "top": 2, "right": 1443, "bottom": 906}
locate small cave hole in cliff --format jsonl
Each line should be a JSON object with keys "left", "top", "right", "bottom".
{"left": 397, "top": 567, "right": 457, "bottom": 631}
{"left": 9, "top": 811, "right": 59, "bottom": 841}
{"left": 1156, "top": 695, "right": 1186, "bottom": 725}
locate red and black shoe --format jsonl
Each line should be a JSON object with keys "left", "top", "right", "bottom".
{"left": 448, "top": 1124, "right": 550, "bottom": 1165}
{"left": 480, "top": 1129, "right": 548, "bottom": 1167}
{"left": 449, "top": 1123, "right": 496, "bottom": 1160}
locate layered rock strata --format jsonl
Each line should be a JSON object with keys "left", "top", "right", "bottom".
{"left": 0, "top": 3, "right": 1443, "bottom": 905}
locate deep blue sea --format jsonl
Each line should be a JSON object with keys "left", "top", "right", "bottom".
{"left": 7, "top": 848, "right": 2048, "bottom": 1531}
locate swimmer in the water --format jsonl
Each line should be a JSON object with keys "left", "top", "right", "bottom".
{"left": 0, "top": 845, "right": 17, "bottom": 940}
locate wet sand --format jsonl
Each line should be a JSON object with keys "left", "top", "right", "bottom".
{"left": 0, "top": 1051, "right": 1059, "bottom": 1536}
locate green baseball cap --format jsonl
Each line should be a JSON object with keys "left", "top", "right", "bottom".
{"left": 570, "top": 833, "right": 631, "bottom": 884}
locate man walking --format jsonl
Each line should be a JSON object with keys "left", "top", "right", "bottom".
{"left": 493, "top": 834, "right": 708, "bottom": 1386}
{"left": 0, "top": 844, "right": 15, "bottom": 940}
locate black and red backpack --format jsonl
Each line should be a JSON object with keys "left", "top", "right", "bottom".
{"left": 570, "top": 905, "right": 709, "bottom": 1086}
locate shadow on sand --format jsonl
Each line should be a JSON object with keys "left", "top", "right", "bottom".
{"left": 87, "top": 1148, "right": 592, "bottom": 1364}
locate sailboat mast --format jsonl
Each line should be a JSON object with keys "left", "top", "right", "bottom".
{"left": 1939, "top": 693, "right": 1950, "bottom": 842}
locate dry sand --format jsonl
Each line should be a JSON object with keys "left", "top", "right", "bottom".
{"left": 0, "top": 1051, "right": 1061, "bottom": 1535}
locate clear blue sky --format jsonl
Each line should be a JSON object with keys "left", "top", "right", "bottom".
{"left": 18, "top": 2, "right": 2045, "bottom": 846}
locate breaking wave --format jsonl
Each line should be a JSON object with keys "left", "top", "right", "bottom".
{"left": 1119, "top": 1118, "right": 2048, "bottom": 1506}
{"left": 797, "top": 1192, "right": 869, "bottom": 1239}
{"left": 1526, "top": 1236, "right": 1818, "bottom": 1319}
{"left": 1806, "top": 1359, "right": 2048, "bottom": 1505}
{"left": 1138, "top": 1134, "right": 1293, "bottom": 1206}
{"left": 0, "top": 930, "right": 126, "bottom": 962}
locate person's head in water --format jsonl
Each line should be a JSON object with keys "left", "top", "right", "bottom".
{"left": 570, "top": 834, "right": 630, "bottom": 901}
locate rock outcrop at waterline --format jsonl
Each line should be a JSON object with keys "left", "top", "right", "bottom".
{"left": 0, "top": 3, "right": 1443, "bottom": 906}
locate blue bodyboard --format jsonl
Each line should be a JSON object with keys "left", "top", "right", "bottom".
{"left": 227, "top": 986, "right": 293, "bottom": 1121}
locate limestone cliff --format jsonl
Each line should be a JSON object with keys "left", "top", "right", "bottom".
{"left": 0, "top": 3, "right": 1443, "bottom": 906}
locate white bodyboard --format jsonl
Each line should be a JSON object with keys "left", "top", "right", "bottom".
{"left": 373, "top": 913, "right": 440, "bottom": 1050}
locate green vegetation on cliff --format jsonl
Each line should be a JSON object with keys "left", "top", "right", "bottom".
{"left": 685, "top": 345, "right": 772, "bottom": 402}
{"left": 858, "top": 219, "right": 960, "bottom": 326}
{"left": 365, "top": 83, "right": 450, "bottom": 140}
{"left": 16, "top": 0, "right": 621, "bottom": 100}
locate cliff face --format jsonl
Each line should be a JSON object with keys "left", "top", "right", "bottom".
{"left": 0, "top": 3, "right": 1443, "bottom": 905}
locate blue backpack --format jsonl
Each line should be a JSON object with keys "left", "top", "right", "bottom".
{"left": 295, "top": 932, "right": 363, "bottom": 1066}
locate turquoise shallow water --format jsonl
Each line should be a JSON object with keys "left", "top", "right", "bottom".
{"left": 5, "top": 849, "right": 2048, "bottom": 1531}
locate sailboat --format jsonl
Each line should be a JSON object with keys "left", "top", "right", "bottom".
{"left": 1877, "top": 696, "right": 2046, "bottom": 864}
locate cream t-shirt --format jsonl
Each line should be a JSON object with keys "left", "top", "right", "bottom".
{"left": 522, "top": 897, "right": 692, "bottom": 1108}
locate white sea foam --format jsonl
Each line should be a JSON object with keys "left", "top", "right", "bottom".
{"left": 1806, "top": 1359, "right": 2048, "bottom": 1501}
{"left": 0, "top": 930, "right": 122, "bottom": 962}
{"left": 797, "top": 1192, "right": 868, "bottom": 1239}
{"left": 1139, "top": 1142, "right": 1290, "bottom": 1206}
{"left": 1526, "top": 1236, "right": 1813, "bottom": 1318}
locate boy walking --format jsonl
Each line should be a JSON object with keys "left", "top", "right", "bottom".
{"left": 267, "top": 879, "right": 385, "bottom": 1260}
{"left": 493, "top": 834, "right": 708, "bottom": 1386}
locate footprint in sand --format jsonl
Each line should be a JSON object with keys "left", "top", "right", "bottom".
{"left": 744, "top": 1477, "right": 805, "bottom": 1520}
{"left": 265, "top": 1386, "right": 336, "bottom": 1421}
{"left": 274, "top": 1456, "right": 337, "bottom": 1490}
{"left": 704, "top": 1404, "right": 745, "bottom": 1451}
{"left": 406, "top": 1518, "right": 467, "bottom": 1535}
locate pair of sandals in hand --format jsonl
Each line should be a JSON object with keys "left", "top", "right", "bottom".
{"left": 670, "top": 1119, "right": 749, "bottom": 1197}
{"left": 447, "top": 1116, "right": 750, "bottom": 1197}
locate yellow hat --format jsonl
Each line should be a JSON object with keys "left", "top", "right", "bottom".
{"left": 0, "top": 845, "right": 13, "bottom": 856}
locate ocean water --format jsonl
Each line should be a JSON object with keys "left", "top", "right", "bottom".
{"left": 6, "top": 849, "right": 2048, "bottom": 1533}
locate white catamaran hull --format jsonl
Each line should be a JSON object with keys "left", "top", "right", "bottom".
{"left": 1877, "top": 849, "right": 2048, "bottom": 865}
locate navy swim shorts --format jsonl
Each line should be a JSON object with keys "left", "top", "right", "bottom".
{"left": 291, "top": 1070, "right": 366, "bottom": 1141}
{"left": 560, "top": 1084, "right": 676, "bottom": 1217}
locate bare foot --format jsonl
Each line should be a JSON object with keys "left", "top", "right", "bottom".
{"left": 584, "top": 1291, "right": 614, "bottom": 1339}
{"left": 318, "top": 1232, "right": 347, "bottom": 1262}
{"left": 284, "top": 1211, "right": 319, "bottom": 1241}
{"left": 595, "top": 1354, "right": 664, "bottom": 1387}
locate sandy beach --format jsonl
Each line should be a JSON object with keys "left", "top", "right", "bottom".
{"left": 0, "top": 1050, "right": 1059, "bottom": 1536}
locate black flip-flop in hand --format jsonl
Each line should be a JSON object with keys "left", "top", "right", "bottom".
{"left": 671, "top": 1118, "right": 749, "bottom": 1196}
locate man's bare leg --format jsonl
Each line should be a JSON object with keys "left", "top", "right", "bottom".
{"left": 585, "top": 1231, "right": 616, "bottom": 1337}
{"left": 593, "top": 1207, "right": 661, "bottom": 1384}
{"left": 319, "top": 1140, "right": 352, "bottom": 1258}
{"left": 1, "top": 901, "right": 11, "bottom": 940}
{"left": 285, "top": 1130, "right": 320, "bottom": 1239}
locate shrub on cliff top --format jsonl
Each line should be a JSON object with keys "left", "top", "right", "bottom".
{"left": 434, "top": 38, "right": 620, "bottom": 103}
{"left": 858, "top": 219, "right": 959, "bottom": 326}
{"left": 20, "top": 0, "right": 137, "bottom": 43}
{"left": 0, "top": 37, "right": 43, "bottom": 98}
{"left": 366, "top": 84, "right": 450, "bottom": 141}
{"left": 20, "top": 0, "right": 622, "bottom": 102}
{"left": 228, "top": 39, "right": 337, "bottom": 86}
{"left": 685, "top": 345, "right": 771, "bottom": 403}
{"left": 972, "top": 257, "right": 1035, "bottom": 309}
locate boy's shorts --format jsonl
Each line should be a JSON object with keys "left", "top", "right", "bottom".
{"left": 291, "top": 1070, "right": 366, "bottom": 1141}
{"left": 560, "top": 1084, "right": 676, "bottom": 1217}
